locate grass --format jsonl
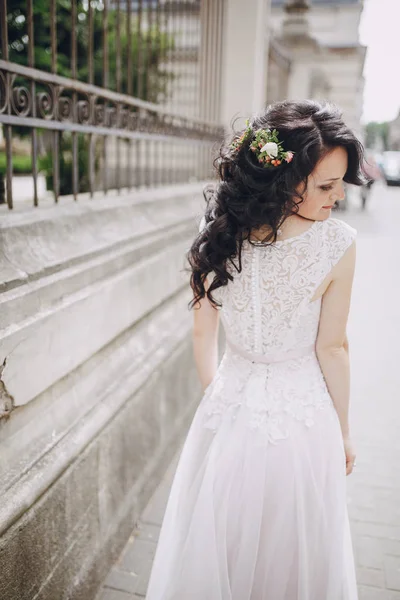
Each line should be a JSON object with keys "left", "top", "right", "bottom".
{"left": 0, "top": 151, "right": 32, "bottom": 175}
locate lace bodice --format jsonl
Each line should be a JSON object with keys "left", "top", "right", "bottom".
{"left": 203, "top": 218, "right": 356, "bottom": 356}
{"left": 198, "top": 217, "right": 357, "bottom": 445}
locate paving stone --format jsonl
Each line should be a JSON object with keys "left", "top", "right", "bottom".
{"left": 134, "top": 566, "right": 152, "bottom": 598}
{"left": 349, "top": 504, "right": 400, "bottom": 527}
{"left": 141, "top": 480, "right": 171, "bottom": 526}
{"left": 353, "top": 523, "right": 400, "bottom": 542}
{"left": 135, "top": 520, "right": 161, "bottom": 544}
{"left": 100, "top": 589, "right": 135, "bottom": 600}
{"left": 139, "top": 455, "right": 179, "bottom": 527}
{"left": 359, "top": 586, "right": 400, "bottom": 600}
{"left": 385, "top": 555, "right": 400, "bottom": 591}
{"left": 357, "top": 566, "right": 386, "bottom": 588}
{"left": 115, "top": 536, "right": 136, "bottom": 571}
{"left": 356, "top": 536, "right": 384, "bottom": 569}
{"left": 382, "top": 540, "right": 400, "bottom": 557}
{"left": 104, "top": 569, "right": 140, "bottom": 594}
{"left": 119, "top": 537, "right": 157, "bottom": 578}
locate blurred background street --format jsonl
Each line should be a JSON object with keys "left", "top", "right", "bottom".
{"left": 0, "top": 0, "right": 400, "bottom": 599}
{"left": 347, "top": 182, "right": 400, "bottom": 599}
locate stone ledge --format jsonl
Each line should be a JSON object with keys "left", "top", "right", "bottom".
{"left": 0, "top": 285, "right": 193, "bottom": 510}
{"left": 0, "top": 183, "right": 207, "bottom": 290}
{"left": 0, "top": 183, "right": 205, "bottom": 409}
{"left": 0, "top": 237, "right": 192, "bottom": 406}
{"left": 0, "top": 220, "right": 191, "bottom": 332}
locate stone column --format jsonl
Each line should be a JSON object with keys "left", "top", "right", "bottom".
{"left": 280, "top": 0, "right": 320, "bottom": 100}
{"left": 281, "top": 0, "right": 311, "bottom": 40}
{"left": 220, "top": 0, "right": 271, "bottom": 129}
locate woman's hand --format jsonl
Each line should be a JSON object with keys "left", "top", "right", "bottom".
{"left": 343, "top": 436, "right": 356, "bottom": 476}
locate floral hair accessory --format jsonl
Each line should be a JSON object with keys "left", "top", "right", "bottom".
{"left": 250, "top": 128, "right": 294, "bottom": 167}
{"left": 230, "top": 120, "right": 294, "bottom": 168}
{"left": 230, "top": 119, "right": 253, "bottom": 153}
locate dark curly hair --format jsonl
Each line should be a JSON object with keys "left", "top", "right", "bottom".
{"left": 188, "top": 99, "right": 365, "bottom": 310}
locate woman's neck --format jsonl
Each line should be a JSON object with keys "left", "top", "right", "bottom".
{"left": 251, "top": 214, "right": 316, "bottom": 242}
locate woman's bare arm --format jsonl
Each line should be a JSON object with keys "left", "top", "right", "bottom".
{"left": 315, "top": 242, "right": 356, "bottom": 440}
{"left": 192, "top": 280, "right": 220, "bottom": 392}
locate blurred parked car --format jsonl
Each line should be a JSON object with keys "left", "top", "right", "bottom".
{"left": 361, "top": 151, "right": 382, "bottom": 209}
{"left": 381, "top": 151, "right": 400, "bottom": 186}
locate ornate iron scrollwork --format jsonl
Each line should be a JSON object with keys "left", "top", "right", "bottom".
{"left": 0, "top": 66, "right": 223, "bottom": 142}
{"left": 11, "top": 86, "right": 31, "bottom": 117}
{"left": 0, "top": 0, "right": 224, "bottom": 208}
{"left": 36, "top": 90, "right": 55, "bottom": 120}
{"left": 0, "top": 71, "right": 8, "bottom": 115}
{"left": 77, "top": 96, "right": 91, "bottom": 125}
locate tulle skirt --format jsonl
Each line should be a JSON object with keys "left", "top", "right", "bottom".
{"left": 146, "top": 355, "right": 358, "bottom": 600}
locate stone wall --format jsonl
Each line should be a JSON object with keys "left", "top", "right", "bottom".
{"left": 0, "top": 183, "right": 207, "bottom": 600}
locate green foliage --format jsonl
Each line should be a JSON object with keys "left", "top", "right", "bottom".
{"left": 0, "top": 152, "right": 32, "bottom": 175}
{"left": 38, "top": 133, "right": 99, "bottom": 195}
{"left": 4, "top": 1, "right": 174, "bottom": 196}
{"left": 4, "top": 1, "right": 173, "bottom": 102}
{"left": 365, "top": 121, "right": 390, "bottom": 151}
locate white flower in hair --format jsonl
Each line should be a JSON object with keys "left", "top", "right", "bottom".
{"left": 260, "top": 141, "right": 278, "bottom": 158}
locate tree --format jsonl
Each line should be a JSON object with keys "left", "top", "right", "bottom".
{"left": 3, "top": 1, "right": 174, "bottom": 195}
{"left": 365, "top": 121, "right": 390, "bottom": 151}
{"left": 4, "top": 0, "right": 173, "bottom": 101}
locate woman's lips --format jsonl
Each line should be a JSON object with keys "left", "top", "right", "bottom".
{"left": 322, "top": 205, "right": 334, "bottom": 209}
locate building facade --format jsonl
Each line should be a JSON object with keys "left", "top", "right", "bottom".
{"left": 268, "top": 0, "right": 366, "bottom": 136}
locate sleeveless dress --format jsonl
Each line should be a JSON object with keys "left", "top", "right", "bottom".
{"left": 146, "top": 217, "right": 358, "bottom": 600}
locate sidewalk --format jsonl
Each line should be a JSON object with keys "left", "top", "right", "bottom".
{"left": 99, "top": 189, "right": 400, "bottom": 600}
{"left": 98, "top": 453, "right": 180, "bottom": 600}
{"left": 99, "top": 437, "right": 400, "bottom": 600}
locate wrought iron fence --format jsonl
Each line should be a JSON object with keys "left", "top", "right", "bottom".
{"left": 0, "top": 0, "right": 224, "bottom": 209}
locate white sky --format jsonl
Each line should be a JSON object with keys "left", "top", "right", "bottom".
{"left": 359, "top": 0, "right": 400, "bottom": 123}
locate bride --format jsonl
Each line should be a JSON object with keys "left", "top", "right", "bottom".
{"left": 146, "top": 99, "right": 363, "bottom": 599}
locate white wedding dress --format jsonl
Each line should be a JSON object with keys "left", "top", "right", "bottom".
{"left": 146, "top": 217, "right": 358, "bottom": 600}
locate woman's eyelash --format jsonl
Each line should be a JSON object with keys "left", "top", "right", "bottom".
{"left": 319, "top": 185, "right": 334, "bottom": 191}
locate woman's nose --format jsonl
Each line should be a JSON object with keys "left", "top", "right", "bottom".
{"left": 331, "top": 184, "right": 345, "bottom": 203}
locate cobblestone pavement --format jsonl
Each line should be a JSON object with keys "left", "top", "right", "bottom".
{"left": 99, "top": 183, "right": 400, "bottom": 600}
{"left": 98, "top": 455, "right": 179, "bottom": 600}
